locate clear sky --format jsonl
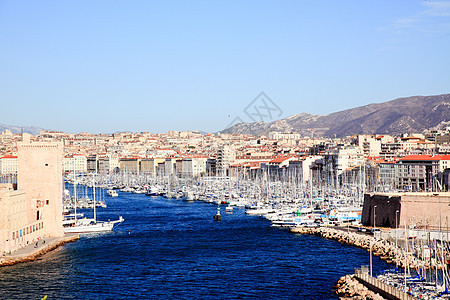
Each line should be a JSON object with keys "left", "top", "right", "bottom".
{"left": 1, "top": 1, "right": 449, "bottom": 134}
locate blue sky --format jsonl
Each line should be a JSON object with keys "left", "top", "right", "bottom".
{"left": 1, "top": 1, "right": 449, "bottom": 134}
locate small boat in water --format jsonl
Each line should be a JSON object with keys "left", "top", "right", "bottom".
{"left": 145, "top": 186, "right": 160, "bottom": 197}
{"left": 106, "top": 189, "right": 118, "bottom": 197}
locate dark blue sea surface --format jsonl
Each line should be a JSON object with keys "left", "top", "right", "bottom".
{"left": 0, "top": 191, "right": 389, "bottom": 299}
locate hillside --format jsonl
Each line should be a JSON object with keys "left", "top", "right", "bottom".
{"left": 0, "top": 123, "right": 46, "bottom": 135}
{"left": 220, "top": 94, "right": 450, "bottom": 137}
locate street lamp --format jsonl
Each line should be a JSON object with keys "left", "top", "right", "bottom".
{"left": 395, "top": 209, "right": 399, "bottom": 229}
{"left": 371, "top": 205, "right": 378, "bottom": 277}
{"left": 395, "top": 209, "right": 399, "bottom": 271}
{"left": 373, "top": 205, "right": 377, "bottom": 229}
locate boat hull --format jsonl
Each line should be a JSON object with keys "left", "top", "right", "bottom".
{"left": 63, "top": 222, "right": 114, "bottom": 233}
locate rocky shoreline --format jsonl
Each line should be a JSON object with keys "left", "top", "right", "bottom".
{"left": 334, "top": 274, "right": 385, "bottom": 300}
{"left": 289, "top": 226, "right": 426, "bottom": 299}
{"left": 290, "top": 226, "right": 431, "bottom": 270}
{"left": 0, "top": 234, "right": 79, "bottom": 267}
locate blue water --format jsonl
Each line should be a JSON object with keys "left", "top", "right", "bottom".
{"left": 0, "top": 191, "right": 389, "bottom": 299}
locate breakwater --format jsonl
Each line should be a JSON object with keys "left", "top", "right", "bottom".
{"left": 334, "top": 274, "right": 385, "bottom": 300}
{"left": 289, "top": 226, "right": 433, "bottom": 271}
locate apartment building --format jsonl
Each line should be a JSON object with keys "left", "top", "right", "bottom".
{"left": 216, "top": 145, "right": 236, "bottom": 176}
{"left": 63, "top": 154, "right": 87, "bottom": 173}
{"left": 181, "top": 156, "right": 208, "bottom": 177}
{"left": 0, "top": 155, "right": 18, "bottom": 175}
{"left": 396, "top": 155, "right": 450, "bottom": 191}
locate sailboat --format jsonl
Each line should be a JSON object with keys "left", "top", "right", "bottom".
{"left": 63, "top": 173, "right": 124, "bottom": 233}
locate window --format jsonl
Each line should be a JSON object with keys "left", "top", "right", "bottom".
{"left": 46, "top": 200, "right": 49, "bottom": 205}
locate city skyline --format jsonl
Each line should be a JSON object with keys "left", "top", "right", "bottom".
{"left": 1, "top": 1, "right": 449, "bottom": 134}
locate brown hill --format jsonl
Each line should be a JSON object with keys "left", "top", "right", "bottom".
{"left": 221, "top": 94, "right": 450, "bottom": 137}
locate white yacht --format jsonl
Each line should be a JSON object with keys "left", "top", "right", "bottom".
{"left": 63, "top": 216, "right": 124, "bottom": 233}
{"left": 64, "top": 174, "right": 124, "bottom": 233}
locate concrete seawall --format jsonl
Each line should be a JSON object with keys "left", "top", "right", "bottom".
{"left": 354, "top": 269, "right": 417, "bottom": 300}
{"left": 0, "top": 234, "right": 79, "bottom": 267}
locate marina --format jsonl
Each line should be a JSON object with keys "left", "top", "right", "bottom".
{"left": 0, "top": 190, "right": 389, "bottom": 299}
{"left": 59, "top": 173, "right": 450, "bottom": 299}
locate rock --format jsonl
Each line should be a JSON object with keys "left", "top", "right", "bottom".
{"left": 334, "top": 275, "right": 387, "bottom": 300}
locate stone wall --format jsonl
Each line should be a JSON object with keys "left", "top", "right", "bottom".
{"left": 362, "top": 193, "right": 450, "bottom": 230}
{"left": 17, "top": 142, "right": 64, "bottom": 237}
{"left": 362, "top": 194, "right": 401, "bottom": 228}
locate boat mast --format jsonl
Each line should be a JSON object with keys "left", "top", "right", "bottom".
{"left": 93, "top": 162, "right": 97, "bottom": 223}
{"left": 73, "top": 159, "right": 77, "bottom": 222}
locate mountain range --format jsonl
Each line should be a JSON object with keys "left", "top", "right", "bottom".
{"left": 220, "top": 94, "right": 450, "bottom": 137}
{"left": 0, "top": 124, "right": 45, "bottom": 135}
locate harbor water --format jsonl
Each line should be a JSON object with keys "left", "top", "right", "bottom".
{"left": 0, "top": 191, "right": 389, "bottom": 299}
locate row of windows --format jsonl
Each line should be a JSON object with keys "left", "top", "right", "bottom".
{"left": 12, "top": 222, "right": 44, "bottom": 240}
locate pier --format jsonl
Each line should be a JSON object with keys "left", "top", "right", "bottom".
{"left": 354, "top": 268, "right": 418, "bottom": 300}
{"left": 335, "top": 269, "right": 418, "bottom": 300}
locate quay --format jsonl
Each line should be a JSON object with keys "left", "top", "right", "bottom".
{"left": 0, "top": 234, "right": 79, "bottom": 267}
{"left": 290, "top": 225, "right": 450, "bottom": 299}
{"left": 290, "top": 226, "right": 399, "bottom": 263}
{"left": 290, "top": 225, "right": 436, "bottom": 270}
{"left": 335, "top": 269, "right": 418, "bottom": 300}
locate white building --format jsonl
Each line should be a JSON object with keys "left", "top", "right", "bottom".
{"left": 63, "top": 154, "right": 87, "bottom": 173}
{"left": 287, "top": 156, "right": 323, "bottom": 182}
{"left": 216, "top": 145, "right": 236, "bottom": 176}
{"left": 268, "top": 132, "right": 302, "bottom": 141}
{"left": 164, "top": 157, "right": 177, "bottom": 176}
{"left": 324, "top": 147, "right": 364, "bottom": 176}
{"left": 356, "top": 135, "right": 381, "bottom": 157}
{"left": 0, "top": 155, "right": 18, "bottom": 175}
{"left": 182, "top": 156, "right": 208, "bottom": 177}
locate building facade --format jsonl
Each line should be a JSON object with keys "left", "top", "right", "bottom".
{"left": 395, "top": 155, "right": 450, "bottom": 191}
{"left": 63, "top": 154, "right": 87, "bottom": 173}
{"left": 0, "top": 141, "right": 64, "bottom": 254}
{"left": 0, "top": 155, "right": 18, "bottom": 175}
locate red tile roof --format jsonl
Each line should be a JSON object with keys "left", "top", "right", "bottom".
{"left": 269, "top": 157, "right": 292, "bottom": 163}
{"left": 0, "top": 155, "right": 17, "bottom": 159}
{"left": 400, "top": 155, "right": 450, "bottom": 161}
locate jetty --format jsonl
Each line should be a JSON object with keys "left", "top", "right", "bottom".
{"left": 291, "top": 225, "right": 450, "bottom": 299}
{"left": 335, "top": 271, "right": 418, "bottom": 300}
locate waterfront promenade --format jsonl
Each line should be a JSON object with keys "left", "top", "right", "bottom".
{"left": 0, "top": 234, "right": 79, "bottom": 267}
